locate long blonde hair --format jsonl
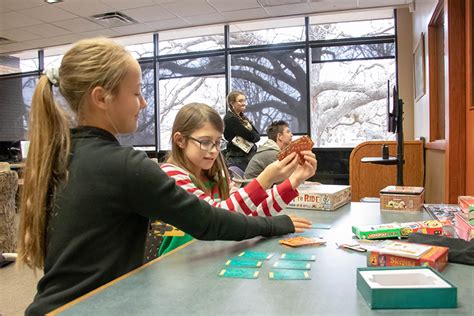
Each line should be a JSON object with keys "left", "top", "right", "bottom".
{"left": 18, "top": 38, "right": 133, "bottom": 270}
{"left": 167, "top": 103, "right": 230, "bottom": 200}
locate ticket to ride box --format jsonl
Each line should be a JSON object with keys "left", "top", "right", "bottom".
{"left": 380, "top": 186, "right": 425, "bottom": 212}
{"left": 357, "top": 266, "right": 457, "bottom": 309}
{"left": 288, "top": 183, "right": 351, "bottom": 211}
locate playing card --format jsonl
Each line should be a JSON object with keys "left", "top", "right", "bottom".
{"left": 277, "top": 136, "right": 314, "bottom": 161}
{"left": 273, "top": 260, "right": 311, "bottom": 270}
{"left": 218, "top": 268, "right": 260, "bottom": 279}
{"left": 279, "top": 236, "right": 326, "bottom": 247}
{"left": 311, "top": 223, "right": 332, "bottom": 229}
{"left": 237, "top": 251, "right": 274, "bottom": 260}
{"left": 269, "top": 270, "right": 311, "bottom": 280}
{"left": 280, "top": 253, "right": 316, "bottom": 261}
{"left": 225, "top": 259, "right": 263, "bottom": 268}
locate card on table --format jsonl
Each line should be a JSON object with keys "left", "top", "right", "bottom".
{"left": 280, "top": 253, "right": 316, "bottom": 261}
{"left": 237, "top": 251, "right": 274, "bottom": 260}
{"left": 279, "top": 236, "right": 326, "bottom": 247}
{"left": 219, "top": 268, "right": 260, "bottom": 279}
{"left": 311, "top": 223, "right": 332, "bottom": 229}
{"left": 269, "top": 270, "right": 311, "bottom": 280}
{"left": 225, "top": 258, "right": 263, "bottom": 268}
{"left": 273, "top": 260, "right": 311, "bottom": 270}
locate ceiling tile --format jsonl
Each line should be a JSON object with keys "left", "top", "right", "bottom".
{"left": 54, "top": 0, "right": 115, "bottom": 17}
{"left": 208, "top": 0, "right": 261, "bottom": 12}
{"left": 357, "top": 0, "right": 405, "bottom": 8}
{"left": 308, "top": 1, "right": 358, "bottom": 12}
{"left": 264, "top": 3, "right": 313, "bottom": 16}
{"left": 53, "top": 18, "right": 104, "bottom": 33}
{"left": 221, "top": 8, "right": 269, "bottom": 21}
{"left": 122, "top": 5, "right": 175, "bottom": 23}
{"left": 19, "top": 5, "right": 78, "bottom": 23}
{"left": 184, "top": 13, "right": 228, "bottom": 25}
{"left": 0, "top": 12, "right": 43, "bottom": 30}
{"left": 161, "top": 1, "right": 217, "bottom": 17}
{"left": 111, "top": 24, "right": 156, "bottom": 36}
{"left": 80, "top": 28, "right": 121, "bottom": 39}
{"left": 0, "top": 42, "right": 34, "bottom": 54}
{"left": 0, "top": 29, "right": 40, "bottom": 42}
{"left": 146, "top": 18, "right": 190, "bottom": 31}
{"left": 22, "top": 24, "right": 71, "bottom": 38}
{"left": 0, "top": 0, "right": 46, "bottom": 11}
{"left": 100, "top": 0, "right": 157, "bottom": 11}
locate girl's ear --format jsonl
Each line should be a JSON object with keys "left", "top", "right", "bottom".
{"left": 90, "top": 86, "right": 108, "bottom": 111}
{"left": 173, "top": 132, "right": 186, "bottom": 149}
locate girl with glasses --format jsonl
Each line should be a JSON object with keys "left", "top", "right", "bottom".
{"left": 159, "top": 103, "right": 317, "bottom": 255}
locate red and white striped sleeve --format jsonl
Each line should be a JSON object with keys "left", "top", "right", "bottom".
{"left": 161, "top": 163, "right": 268, "bottom": 215}
{"left": 254, "top": 179, "right": 299, "bottom": 217}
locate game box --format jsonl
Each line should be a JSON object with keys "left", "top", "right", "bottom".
{"left": 380, "top": 186, "right": 425, "bottom": 212}
{"left": 367, "top": 240, "right": 449, "bottom": 272}
{"left": 288, "top": 182, "right": 351, "bottom": 211}
{"left": 357, "top": 266, "right": 457, "bottom": 309}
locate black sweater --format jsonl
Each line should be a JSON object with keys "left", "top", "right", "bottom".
{"left": 223, "top": 111, "right": 260, "bottom": 157}
{"left": 26, "top": 127, "right": 293, "bottom": 315}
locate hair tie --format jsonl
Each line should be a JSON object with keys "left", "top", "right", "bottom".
{"left": 43, "top": 68, "right": 60, "bottom": 87}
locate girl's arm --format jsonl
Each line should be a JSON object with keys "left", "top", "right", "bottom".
{"left": 161, "top": 163, "right": 297, "bottom": 217}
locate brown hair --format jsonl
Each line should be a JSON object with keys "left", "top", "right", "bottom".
{"left": 18, "top": 38, "right": 134, "bottom": 270}
{"left": 167, "top": 103, "right": 230, "bottom": 200}
{"left": 226, "top": 90, "right": 253, "bottom": 124}
{"left": 267, "top": 120, "right": 289, "bottom": 142}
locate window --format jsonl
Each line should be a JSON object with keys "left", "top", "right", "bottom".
{"left": 159, "top": 26, "right": 224, "bottom": 55}
{"left": 231, "top": 48, "right": 308, "bottom": 135}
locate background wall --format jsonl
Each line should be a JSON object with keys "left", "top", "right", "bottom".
{"left": 411, "top": 0, "right": 444, "bottom": 203}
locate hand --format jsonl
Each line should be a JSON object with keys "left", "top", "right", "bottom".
{"left": 256, "top": 152, "right": 299, "bottom": 189}
{"left": 289, "top": 150, "right": 317, "bottom": 189}
{"left": 288, "top": 215, "right": 312, "bottom": 233}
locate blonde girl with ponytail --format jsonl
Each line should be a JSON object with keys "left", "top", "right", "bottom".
{"left": 17, "top": 38, "right": 311, "bottom": 315}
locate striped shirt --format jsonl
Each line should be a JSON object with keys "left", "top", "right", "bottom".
{"left": 160, "top": 163, "right": 299, "bottom": 217}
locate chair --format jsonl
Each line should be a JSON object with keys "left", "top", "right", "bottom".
{"left": 349, "top": 140, "right": 424, "bottom": 202}
{"left": 0, "top": 169, "right": 19, "bottom": 253}
{"left": 228, "top": 165, "right": 252, "bottom": 188}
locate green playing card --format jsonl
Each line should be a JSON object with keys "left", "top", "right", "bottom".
{"left": 269, "top": 270, "right": 311, "bottom": 280}
{"left": 225, "top": 258, "right": 263, "bottom": 268}
{"left": 311, "top": 223, "right": 332, "bottom": 229}
{"left": 273, "top": 260, "right": 311, "bottom": 270}
{"left": 237, "top": 251, "right": 274, "bottom": 260}
{"left": 218, "top": 268, "right": 260, "bottom": 279}
{"left": 280, "top": 253, "right": 316, "bottom": 261}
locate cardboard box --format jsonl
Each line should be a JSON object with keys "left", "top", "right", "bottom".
{"left": 457, "top": 196, "right": 474, "bottom": 213}
{"left": 352, "top": 220, "right": 444, "bottom": 240}
{"left": 288, "top": 183, "right": 351, "bottom": 211}
{"left": 367, "top": 241, "right": 449, "bottom": 272}
{"left": 454, "top": 212, "right": 474, "bottom": 241}
{"left": 357, "top": 266, "right": 457, "bottom": 309}
{"left": 380, "top": 186, "right": 425, "bottom": 212}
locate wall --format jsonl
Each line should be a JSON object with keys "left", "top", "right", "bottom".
{"left": 397, "top": 8, "right": 414, "bottom": 141}
{"left": 412, "top": 0, "right": 444, "bottom": 203}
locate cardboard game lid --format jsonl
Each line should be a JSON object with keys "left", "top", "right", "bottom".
{"left": 380, "top": 186, "right": 425, "bottom": 195}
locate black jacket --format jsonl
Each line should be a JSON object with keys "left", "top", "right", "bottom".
{"left": 26, "top": 126, "right": 293, "bottom": 315}
{"left": 223, "top": 111, "right": 260, "bottom": 157}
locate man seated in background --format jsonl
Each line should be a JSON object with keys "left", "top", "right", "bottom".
{"left": 244, "top": 120, "right": 293, "bottom": 180}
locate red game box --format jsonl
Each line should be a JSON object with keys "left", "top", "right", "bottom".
{"left": 367, "top": 242, "right": 449, "bottom": 272}
{"left": 458, "top": 196, "right": 474, "bottom": 213}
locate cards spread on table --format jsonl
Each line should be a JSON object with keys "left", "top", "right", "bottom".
{"left": 225, "top": 259, "right": 263, "bottom": 268}
{"left": 219, "top": 268, "right": 260, "bottom": 279}
{"left": 237, "top": 251, "right": 274, "bottom": 260}
{"left": 311, "top": 223, "right": 332, "bottom": 229}
{"left": 280, "top": 253, "right": 316, "bottom": 261}
{"left": 273, "top": 260, "right": 311, "bottom": 270}
{"left": 269, "top": 270, "right": 311, "bottom": 280}
{"left": 279, "top": 236, "right": 326, "bottom": 247}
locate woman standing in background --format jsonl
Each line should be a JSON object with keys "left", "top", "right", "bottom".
{"left": 223, "top": 91, "right": 260, "bottom": 171}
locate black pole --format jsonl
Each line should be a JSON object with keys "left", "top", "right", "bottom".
{"left": 396, "top": 98, "right": 404, "bottom": 186}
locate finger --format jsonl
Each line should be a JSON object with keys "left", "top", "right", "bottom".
{"left": 280, "top": 152, "right": 297, "bottom": 164}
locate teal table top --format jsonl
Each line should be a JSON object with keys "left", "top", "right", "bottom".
{"left": 53, "top": 202, "right": 474, "bottom": 315}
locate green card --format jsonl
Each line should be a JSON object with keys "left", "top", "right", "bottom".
{"left": 280, "top": 253, "right": 316, "bottom": 261}
{"left": 225, "top": 258, "right": 263, "bottom": 268}
{"left": 311, "top": 223, "right": 332, "bottom": 229}
{"left": 273, "top": 260, "right": 311, "bottom": 270}
{"left": 269, "top": 270, "right": 311, "bottom": 280}
{"left": 218, "top": 268, "right": 260, "bottom": 279}
{"left": 237, "top": 251, "right": 274, "bottom": 260}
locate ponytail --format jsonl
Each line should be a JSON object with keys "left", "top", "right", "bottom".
{"left": 18, "top": 75, "right": 71, "bottom": 270}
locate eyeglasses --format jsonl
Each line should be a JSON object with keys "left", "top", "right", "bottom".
{"left": 188, "top": 136, "right": 223, "bottom": 152}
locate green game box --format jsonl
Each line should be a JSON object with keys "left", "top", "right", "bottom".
{"left": 357, "top": 266, "right": 457, "bottom": 309}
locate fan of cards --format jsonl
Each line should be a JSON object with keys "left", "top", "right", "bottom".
{"left": 277, "top": 135, "right": 314, "bottom": 163}
{"left": 279, "top": 236, "right": 326, "bottom": 247}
